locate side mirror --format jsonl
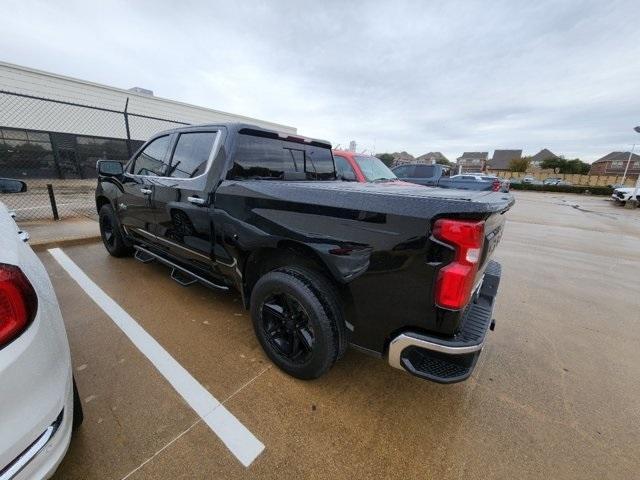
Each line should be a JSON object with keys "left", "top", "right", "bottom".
{"left": 0, "top": 178, "right": 27, "bottom": 194}
{"left": 97, "top": 160, "right": 124, "bottom": 176}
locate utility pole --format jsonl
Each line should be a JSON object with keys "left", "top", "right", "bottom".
{"left": 632, "top": 171, "right": 640, "bottom": 206}
{"left": 621, "top": 144, "right": 635, "bottom": 186}
{"left": 629, "top": 127, "right": 640, "bottom": 208}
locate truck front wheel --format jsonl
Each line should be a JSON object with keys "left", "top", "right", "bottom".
{"left": 99, "top": 204, "right": 133, "bottom": 257}
{"left": 250, "top": 267, "right": 343, "bottom": 379}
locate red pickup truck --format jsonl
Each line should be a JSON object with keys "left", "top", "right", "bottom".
{"left": 332, "top": 150, "right": 399, "bottom": 183}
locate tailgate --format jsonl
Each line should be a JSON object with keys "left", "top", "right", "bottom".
{"left": 476, "top": 210, "right": 506, "bottom": 282}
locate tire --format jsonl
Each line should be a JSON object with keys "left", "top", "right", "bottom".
{"left": 99, "top": 204, "right": 133, "bottom": 257}
{"left": 250, "top": 266, "right": 346, "bottom": 379}
{"left": 72, "top": 376, "right": 84, "bottom": 430}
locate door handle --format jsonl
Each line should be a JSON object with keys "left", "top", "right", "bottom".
{"left": 140, "top": 188, "right": 152, "bottom": 195}
{"left": 187, "top": 196, "right": 206, "bottom": 205}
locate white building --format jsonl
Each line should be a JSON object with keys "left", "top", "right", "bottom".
{"left": 0, "top": 61, "right": 296, "bottom": 179}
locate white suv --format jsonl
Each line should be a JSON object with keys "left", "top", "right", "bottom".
{"left": 612, "top": 187, "right": 639, "bottom": 205}
{"left": 0, "top": 178, "right": 82, "bottom": 480}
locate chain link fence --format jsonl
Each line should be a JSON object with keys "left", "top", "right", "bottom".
{"left": 0, "top": 90, "right": 189, "bottom": 222}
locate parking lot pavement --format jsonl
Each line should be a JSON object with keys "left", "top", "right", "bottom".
{"left": 40, "top": 191, "right": 640, "bottom": 479}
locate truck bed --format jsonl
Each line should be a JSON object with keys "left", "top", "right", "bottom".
{"left": 217, "top": 180, "right": 515, "bottom": 219}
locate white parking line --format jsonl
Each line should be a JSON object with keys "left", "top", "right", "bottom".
{"left": 48, "top": 247, "right": 265, "bottom": 467}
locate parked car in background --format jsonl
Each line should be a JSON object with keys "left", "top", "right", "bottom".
{"left": 543, "top": 177, "right": 560, "bottom": 185}
{"left": 522, "top": 176, "right": 536, "bottom": 184}
{"left": 95, "top": 123, "right": 515, "bottom": 384}
{"left": 0, "top": 178, "right": 82, "bottom": 479}
{"left": 612, "top": 187, "right": 640, "bottom": 205}
{"left": 544, "top": 178, "right": 572, "bottom": 186}
{"left": 392, "top": 164, "right": 506, "bottom": 192}
{"left": 480, "top": 175, "right": 510, "bottom": 192}
{"left": 332, "top": 150, "right": 399, "bottom": 183}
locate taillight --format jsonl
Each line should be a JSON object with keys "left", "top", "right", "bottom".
{"left": 492, "top": 179, "right": 501, "bottom": 191}
{"left": 0, "top": 264, "right": 37, "bottom": 347}
{"left": 432, "top": 219, "right": 484, "bottom": 310}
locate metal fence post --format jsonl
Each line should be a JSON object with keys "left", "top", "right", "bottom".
{"left": 124, "top": 97, "right": 133, "bottom": 157}
{"left": 47, "top": 184, "right": 60, "bottom": 221}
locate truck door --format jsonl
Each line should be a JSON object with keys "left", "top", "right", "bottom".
{"left": 151, "top": 129, "right": 221, "bottom": 273}
{"left": 119, "top": 134, "right": 172, "bottom": 242}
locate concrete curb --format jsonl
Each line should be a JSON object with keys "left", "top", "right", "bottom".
{"left": 30, "top": 235, "right": 102, "bottom": 252}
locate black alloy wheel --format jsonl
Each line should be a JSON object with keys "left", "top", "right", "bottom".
{"left": 261, "top": 292, "right": 316, "bottom": 364}
{"left": 250, "top": 266, "right": 347, "bottom": 379}
{"left": 98, "top": 204, "right": 133, "bottom": 257}
{"left": 100, "top": 213, "right": 115, "bottom": 248}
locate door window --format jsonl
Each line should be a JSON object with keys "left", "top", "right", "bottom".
{"left": 168, "top": 132, "right": 217, "bottom": 178}
{"left": 132, "top": 135, "right": 171, "bottom": 176}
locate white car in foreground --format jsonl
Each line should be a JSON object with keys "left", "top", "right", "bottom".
{"left": 612, "top": 187, "right": 640, "bottom": 204}
{"left": 0, "top": 178, "right": 82, "bottom": 480}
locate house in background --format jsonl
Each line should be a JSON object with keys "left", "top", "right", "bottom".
{"left": 390, "top": 151, "right": 416, "bottom": 166}
{"left": 487, "top": 149, "right": 523, "bottom": 172}
{"left": 415, "top": 152, "right": 449, "bottom": 165}
{"left": 588, "top": 152, "right": 640, "bottom": 178}
{"left": 528, "top": 148, "right": 558, "bottom": 170}
{"left": 456, "top": 152, "right": 488, "bottom": 173}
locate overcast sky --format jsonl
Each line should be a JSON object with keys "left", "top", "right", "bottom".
{"left": 2, "top": 0, "right": 639, "bottom": 161}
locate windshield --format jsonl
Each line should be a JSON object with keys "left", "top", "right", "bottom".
{"left": 355, "top": 155, "right": 397, "bottom": 182}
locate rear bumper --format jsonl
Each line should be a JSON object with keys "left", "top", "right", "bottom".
{"left": 0, "top": 408, "right": 70, "bottom": 480}
{"left": 0, "top": 297, "right": 74, "bottom": 479}
{"left": 388, "top": 260, "right": 501, "bottom": 383}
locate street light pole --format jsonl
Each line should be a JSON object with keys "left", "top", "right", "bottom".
{"left": 621, "top": 144, "right": 634, "bottom": 186}
{"left": 630, "top": 127, "right": 640, "bottom": 206}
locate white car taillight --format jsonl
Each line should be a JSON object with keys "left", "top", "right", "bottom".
{"left": 0, "top": 264, "right": 37, "bottom": 347}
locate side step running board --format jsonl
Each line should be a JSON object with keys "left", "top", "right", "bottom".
{"left": 133, "top": 246, "right": 229, "bottom": 291}
{"left": 134, "top": 249, "right": 155, "bottom": 263}
{"left": 171, "top": 268, "right": 197, "bottom": 287}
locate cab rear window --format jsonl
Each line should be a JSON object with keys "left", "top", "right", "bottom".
{"left": 228, "top": 132, "right": 335, "bottom": 180}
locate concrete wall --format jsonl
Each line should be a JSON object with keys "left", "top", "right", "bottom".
{"left": 0, "top": 61, "right": 296, "bottom": 139}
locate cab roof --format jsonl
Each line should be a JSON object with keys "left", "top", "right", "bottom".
{"left": 158, "top": 122, "right": 332, "bottom": 149}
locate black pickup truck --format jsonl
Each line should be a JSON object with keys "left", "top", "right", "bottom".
{"left": 95, "top": 123, "right": 514, "bottom": 383}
